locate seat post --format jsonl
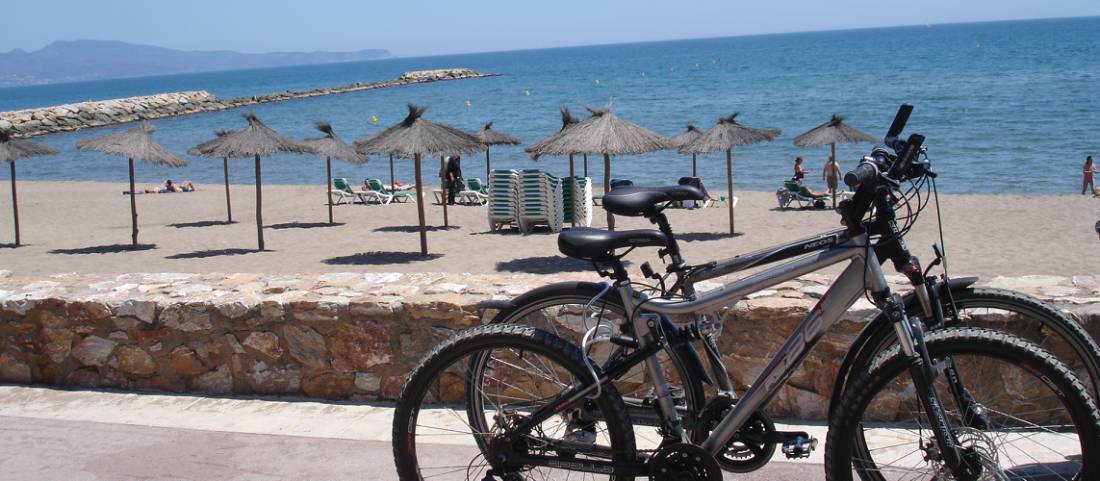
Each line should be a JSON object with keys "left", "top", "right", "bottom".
{"left": 651, "top": 212, "right": 685, "bottom": 268}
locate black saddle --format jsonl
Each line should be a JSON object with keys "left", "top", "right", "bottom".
{"left": 558, "top": 228, "right": 667, "bottom": 261}
{"left": 603, "top": 185, "right": 704, "bottom": 217}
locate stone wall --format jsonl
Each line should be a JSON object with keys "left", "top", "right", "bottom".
{"left": 0, "top": 69, "right": 493, "bottom": 137}
{"left": 0, "top": 271, "right": 1096, "bottom": 420}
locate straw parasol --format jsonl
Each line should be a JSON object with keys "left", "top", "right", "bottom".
{"left": 354, "top": 104, "right": 484, "bottom": 255}
{"left": 301, "top": 121, "right": 367, "bottom": 224}
{"left": 527, "top": 106, "right": 673, "bottom": 230}
{"left": 474, "top": 121, "right": 520, "bottom": 180}
{"left": 0, "top": 130, "right": 58, "bottom": 246}
{"left": 671, "top": 124, "right": 703, "bottom": 177}
{"left": 76, "top": 122, "right": 187, "bottom": 247}
{"left": 189, "top": 112, "right": 313, "bottom": 251}
{"left": 188, "top": 129, "right": 236, "bottom": 223}
{"left": 793, "top": 114, "right": 875, "bottom": 207}
{"left": 527, "top": 107, "right": 583, "bottom": 226}
{"left": 681, "top": 113, "right": 780, "bottom": 234}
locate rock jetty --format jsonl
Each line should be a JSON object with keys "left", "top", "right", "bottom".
{"left": 0, "top": 68, "right": 492, "bottom": 137}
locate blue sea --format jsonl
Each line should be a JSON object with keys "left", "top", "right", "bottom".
{"left": 2, "top": 17, "right": 1097, "bottom": 195}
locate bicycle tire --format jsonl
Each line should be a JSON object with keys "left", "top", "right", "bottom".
{"left": 393, "top": 323, "right": 637, "bottom": 481}
{"left": 825, "top": 327, "right": 1100, "bottom": 481}
{"left": 833, "top": 286, "right": 1100, "bottom": 425}
{"left": 486, "top": 283, "right": 707, "bottom": 441}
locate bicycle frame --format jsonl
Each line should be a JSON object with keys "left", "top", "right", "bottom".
{"left": 622, "top": 231, "right": 881, "bottom": 454}
{"left": 508, "top": 229, "right": 896, "bottom": 460}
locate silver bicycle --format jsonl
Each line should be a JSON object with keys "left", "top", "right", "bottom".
{"left": 393, "top": 105, "right": 1100, "bottom": 481}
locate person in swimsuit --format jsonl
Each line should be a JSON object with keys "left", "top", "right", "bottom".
{"left": 823, "top": 156, "right": 841, "bottom": 197}
{"left": 1084, "top": 155, "right": 1097, "bottom": 195}
{"left": 794, "top": 156, "right": 807, "bottom": 182}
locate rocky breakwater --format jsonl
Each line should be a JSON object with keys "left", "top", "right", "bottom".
{"left": 0, "top": 271, "right": 1096, "bottom": 420}
{"left": 0, "top": 68, "right": 493, "bottom": 137}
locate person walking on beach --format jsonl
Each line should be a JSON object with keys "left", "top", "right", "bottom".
{"left": 445, "top": 155, "right": 464, "bottom": 205}
{"left": 823, "top": 155, "right": 842, "bottom": 207}
{"left": 794, "top": 156, "right": 807, "bottom": 182}
{"left": 1084, "top": 155, "right": 1097, "bottom": 195}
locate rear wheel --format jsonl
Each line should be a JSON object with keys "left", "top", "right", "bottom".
{"left": 485, "top": 284, "right": 706, "bottom": 450}
{"left": 393, "top": 323, "right": 636, "bottom": 481}
{"left": 826, "top": 327, "right": 1100, "bottom": 481}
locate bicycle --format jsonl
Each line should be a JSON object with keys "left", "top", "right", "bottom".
{"left": 393, "top": 105, "right": 1100, "bottom": 480}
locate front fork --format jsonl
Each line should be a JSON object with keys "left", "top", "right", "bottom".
{"left": 880, "top": 260, "right": 981, "bottom": 479}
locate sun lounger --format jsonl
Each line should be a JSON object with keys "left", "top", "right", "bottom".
{"left": 460, "top": 178, "right": 490, "bottom": 205}
{"left": 487, "top": 169, "right": 520, "bottom": 231}
{"left": 777, "top": 179, "right": 829, "bottom": 209}
{"left": 367, "top": 179, "right": 416, "bottom": 203}
{"left": 331, "top": 178, "right": 367, "bottom": 205}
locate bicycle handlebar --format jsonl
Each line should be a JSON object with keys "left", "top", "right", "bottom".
{"left": 844, "top": 161, "right": 879, "bottom": 188}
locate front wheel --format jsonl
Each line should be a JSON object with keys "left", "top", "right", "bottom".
{"left": 826, "top": 327, "right": 1100, "bottom": 481}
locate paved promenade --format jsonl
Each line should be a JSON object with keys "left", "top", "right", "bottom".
{"left": 0, "top": 386, "right": 823, "bottom": 480}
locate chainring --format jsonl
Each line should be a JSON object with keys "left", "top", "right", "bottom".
{"left": 694, "top": 396, "right": 777, "bottom": 473}
{"left": 648, "top": 443, "right": 722, "bottom": 481}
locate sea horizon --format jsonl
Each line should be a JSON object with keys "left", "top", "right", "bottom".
{"left": 2, "top": 16, "right": 1098, "bottom": 195}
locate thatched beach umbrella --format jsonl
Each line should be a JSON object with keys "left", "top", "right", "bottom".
{"left": 0, "top": 130, "right": 58, "bottom": 246}
{"left": 190, "top": 113, "right": 312, "bottom": 251}
{"left": 474, "top": 122, "right": 520, "bottom": 180}
{"left": 671, "top": 124, "right": 703, "bottom": 177}
{"left": 528, "top": 107, "right": 673, "bottom": 230}
{"left": 301, "top": 121, "right": 367, "bottom": 224}
{"left": 76, "top": 122, "right": 187, "bottom": 247}
{"left": 528, "top": 107, "right": 583, "bottom": 181}
{"left": 355, "top": 104, "right": 484, "bottom": 255}
{"left": 187, "top": 129, "right": 236, "bottom": 223}
{"left": 681, "top": 113, "right": 780, "bottom": 235}
{"left": 794, "top": 114, "right": 875, "bottom": 207}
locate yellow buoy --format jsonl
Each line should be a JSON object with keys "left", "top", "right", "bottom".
{"left": 594, "top": 79, "right": 601, "bottom": 87}
{"left": 370, "top": 115, "right": 378, "bottom": 125}
{"left": 524, "top": 89, "right": 530, "bottom": 96}
{"left": 465, "top": 99, "right": 472, "bottom": 107}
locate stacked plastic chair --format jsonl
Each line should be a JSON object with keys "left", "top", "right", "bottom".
{"left": 487, "top": 169, "right": 520, "bottom": 231}
{"left": 562, "top": 176, "right": 593, "bottom": 227}
{"left": 517, "top": 169, "right": 564, "bottom": 233}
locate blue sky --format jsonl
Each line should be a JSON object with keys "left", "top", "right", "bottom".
{"left": 3, "top": 0, "right": 1099, "bottom": 57}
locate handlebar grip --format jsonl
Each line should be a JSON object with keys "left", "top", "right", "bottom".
{"left": 885, "top": 104, "right": 913, "bottom": 141}
{"left": 888, "top": 133, "right": 925, "bottom": 180}
{"left": 844, "top": 162, "right": 878, "bottom": 188}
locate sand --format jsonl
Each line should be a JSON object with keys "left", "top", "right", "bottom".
{"left": 0, "top": 181, "right": 1095, "bottom": 278}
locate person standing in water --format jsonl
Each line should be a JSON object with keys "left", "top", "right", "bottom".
{"left": 1084, "top": 155, "right": 1097, "bottom": 195}
{"left": 822, "top": 155, "right": 842, "bottom": 207}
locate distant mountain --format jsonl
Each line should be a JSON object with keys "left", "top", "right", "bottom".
{"left": 0, "top": 40, "right": 391, "bottom": 87}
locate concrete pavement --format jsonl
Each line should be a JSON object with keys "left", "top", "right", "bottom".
{"left": 0, "top": 385, "right": 824, "bottom": 480}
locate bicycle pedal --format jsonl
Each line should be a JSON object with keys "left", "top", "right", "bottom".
{"left": 561, "top": 428, "right": 597, "bottom": 449}
{"left": 780, "top": 434, "right": 818, "bottom": 459}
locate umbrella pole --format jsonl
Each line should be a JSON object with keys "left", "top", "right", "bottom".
{"left": 440, "top": 155, "right": 449, "bottom": 227}
{"left": 485, "top": 147, "right": 491, "bottom": 181}
{"left": 255, "top": 154, "right": 264, "bottom": 251}
{"left": 692, "top": 153, "right": 697, "bottom": 177}
{"left": 389, "top": 153, "right": 395, "bottom": 195}
{"left": 223, "top": 157, "right": 232, "bottom": 223}
{"left": 128, "top": 157, "right": 138, "bottom": 247}
{"left": 568, "top": 153, "right": 575, "bottom": 228}
{"left": 726, "top": 149, "right": 734, "bottom": 235}
{"left": 604, "top": 153, "right": 614, "bottom": 231}
{"left": 326, "top": 156, "right": 334, "bottom": 224}
{"left": 414, "top": 153, "right": 428, "bottom": 255}
{"left": 10, "top": 161, "right": 19, "bottom": 247}
{"left": 830, "top": 142, "right": 837, "bottom": 209}
{"left": 583, "top": 154, "right": 589, "bottom": 178}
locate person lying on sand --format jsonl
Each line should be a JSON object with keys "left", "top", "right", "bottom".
{"left": 143, "top": 179, "right": 196, "bottom": 194}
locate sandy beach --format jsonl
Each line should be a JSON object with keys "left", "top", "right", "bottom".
{"left": 0, "top": 180, "right": 1095, "bottom": 278}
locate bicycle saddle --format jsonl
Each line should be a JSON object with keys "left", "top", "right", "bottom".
{"left": 603, "top": 185, "right": 704, "bottom": 217}
{"left": 558, "top": 227, "right": 667, "bottom": 261}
